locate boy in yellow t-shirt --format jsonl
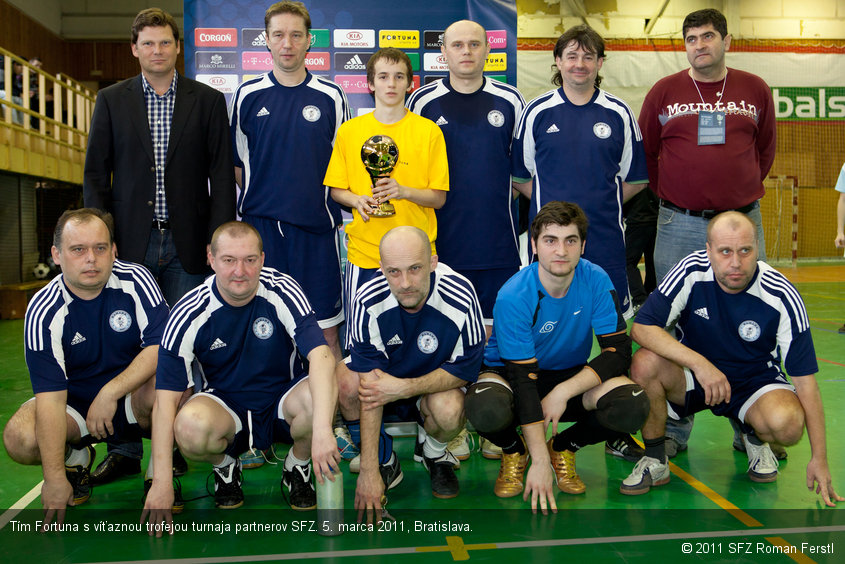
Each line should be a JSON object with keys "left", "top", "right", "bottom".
{"left": 324, "top": 47, "right": 449, "bottom": 331}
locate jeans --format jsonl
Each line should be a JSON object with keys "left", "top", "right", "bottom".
{"left": 142, "top": 227, "right": 208, "bottom": 308}
{"left": 654, "top": 201, "right": 765, "bottom": 446}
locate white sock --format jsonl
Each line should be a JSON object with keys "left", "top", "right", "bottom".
{"left": 284, "top": 450, "right": 310, "bottom": 471}
{"left": 423, "top": 434, "right": 448, "bottom": 459}
{"left": 214, "top": 454, "right": 236, "bottom": 469}
{"left": 64, "top": 446, "right": 90, "bottom": 467}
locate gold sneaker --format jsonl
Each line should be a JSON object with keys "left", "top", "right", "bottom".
{"left": 548, "top": 439, "right": 585, "bottom": 494}
{"left": 494, "top": 450, "right": 528, "bottom": 498}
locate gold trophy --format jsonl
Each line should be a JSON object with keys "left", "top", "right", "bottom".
{"left": 361, "top": 135, "right": 399, "bottom": 217}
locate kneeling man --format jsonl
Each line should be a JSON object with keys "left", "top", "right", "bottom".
{"left": 622, "top": 211, "right": 841, "bottom": 507}
{"left": 143, "top": 221, "right": 338, "bottom": 529}
{"left": 466, "top": 201, "right": 649, "bottom": 514}
{"left": 338, "top": 226, "right": 484, "bottom": 515}
{"left": 4, "top": 209, "right": 168, "bottom": 526}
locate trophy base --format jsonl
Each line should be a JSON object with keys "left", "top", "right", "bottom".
{"left": 370, "top": 202, "right": 396, "bottom": 217}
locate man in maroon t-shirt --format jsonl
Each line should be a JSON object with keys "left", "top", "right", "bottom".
{"left": 637, "top": 8, "right": 776, "bottom": 457}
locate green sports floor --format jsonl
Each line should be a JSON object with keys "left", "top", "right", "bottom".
{"left": 0, "top": 265, "right": 842, "bottom": 563}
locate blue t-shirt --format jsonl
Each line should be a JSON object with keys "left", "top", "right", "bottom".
{"left": 485, "top": 260, "right": 625, "bottom": 370}
{"left": 25, "top": 260, "right": 168, "bottom": 406}
{"left": 157, "top": 267, "right": 327, "bottom": 411}
{"left": 511, "top": 87, "right": 648, "bottom": 303}
{"left": 407, "top": 77, "right": 525, "bottom": 270}
{"left": 229, "top": 71, "right": 350, "bottom": 231}
{"left": 347, "top": 263, "right": 485, "bottom": 383}
{"left": 636, "top": 250, "right": 818, "bottom": 380}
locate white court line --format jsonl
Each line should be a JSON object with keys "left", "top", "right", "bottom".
{"left": 0, "top": 481, "right": 42, "bottom": 530}
{"left": 81, "top": 524, "right": 845, "bottom": 564}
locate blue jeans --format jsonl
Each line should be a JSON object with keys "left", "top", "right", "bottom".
{"left": 142, "top": 227, "right": 209, "bottom": 308}
{"left": 654, "top": 201, "right": 765, "bottom": 446}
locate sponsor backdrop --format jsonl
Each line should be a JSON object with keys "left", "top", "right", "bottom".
{"left": 184, "top": 0, "right": 517, "bottom": 112}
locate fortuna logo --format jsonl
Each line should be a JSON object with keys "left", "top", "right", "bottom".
{"left": 386, "top": 334, "right": 403, "bottom": 346}
{"left": 210, "top": 338, "right": 227, "bottom": 350}
{"left": 694, "top": 307, "right": 710, "bottom": 319}
{"left": 546, "top": 124, "right": 560, "bottom": 133}
{"left": 256, "top": 107, "right": 270, "bottom": 117}
{"left": 435, "top": 116, "right": 448, "bottom": 126}
{"left": 344, "top": 55, "right": 366, "bottom": 70}
{"left": 70, "top": 332, "right": 86, "bottom": 345}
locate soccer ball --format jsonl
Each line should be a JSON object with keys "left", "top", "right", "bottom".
{"left": 33, "top": 262, "right": 51, "bottom": 279}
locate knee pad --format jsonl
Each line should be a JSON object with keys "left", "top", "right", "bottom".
{"left": 595, "top": 384, "right": 650, "bottom": 434}
{"left": 465, "top": 379, "right": 514, "bottom": 433}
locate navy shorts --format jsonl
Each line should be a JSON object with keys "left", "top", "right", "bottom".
{"left": 243, "top": 215, "right": 343, "bottom": 328}
{"left": 458, "top": 266, "right": 518, "bottom": 323}
{"left": 28, "top": 393, "right": 143, "bottom": 447}
{"left": 667, "top": 367, "right": 795, "bottom": 425}
{"left": 342, "top": 263, "right": 381, "bottom": 348}
{"left": 191, "top": 378, "right": 306, "bottom": 456}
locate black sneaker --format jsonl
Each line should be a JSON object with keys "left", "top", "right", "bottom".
{"left": 379, "top": 453, "right": 404, "bottom": 490}
{"left": 213, "top": 460, "right": 244, "bottom": 509}
{"left": 173, "top": 448, "right": 188, "bottom": 477}
{"left": 605, "top": 434, "right": 645, "bottom": 462}
{"left": 281, "top": 463, "right": 317, "bottom": 511}
{"left": 143, "top": 478, "right": 185, "bottom": 514}
{"left": 89, "top": 452, "right": 141, "bottom": 486}
{"left": 65, "top": 445, "right": 95, "bottom": 505}
{"left": 422, "top": 451, "right": 459, "bottom": 499}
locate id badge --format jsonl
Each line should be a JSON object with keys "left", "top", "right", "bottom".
{"left": 698, "top": 111, "right": 726, "bottom": 145}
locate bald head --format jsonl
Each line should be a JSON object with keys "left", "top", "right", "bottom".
{"left": 444, "top": 20, "right": 486, "bottom": 43}
{"left": 441, "top": 19, "right": 490, "bottom": 89}
{"left": 706, "top": 211, "right": 759, "bottom": 294}
{"left": 379, "top": 226, "right": 431, "bottom": 259}
{"left": 706, "top": 211, "right": 757, "bottom": 245}
{"left": 379, "top": 227, "right": 436, "bottom": 313}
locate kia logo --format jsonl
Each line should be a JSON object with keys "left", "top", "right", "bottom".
{"left": 347, "top": 31, "right": 363, "bottom": 40}
{"left": 437, "top": 55, "right": 447, "bottom": 63}
{"left": 209, "top": 77, "right": 226, "bottom": 86}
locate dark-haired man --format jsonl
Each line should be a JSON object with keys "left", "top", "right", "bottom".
{"left": 511, "top": 25, "right": 648, "bottom": 319}
{"left": 3, "top": 209, "right": 168, "bottom": 527}
{"left": 84, "top": 6, "right": 235, "bottom": 483}
{"left": 466, "top": 201, "right": 649, "bottom": 514}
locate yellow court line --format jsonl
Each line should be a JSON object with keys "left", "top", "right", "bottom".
{"left": 765, "top": 537, "right": 818, "bottom": 564}
{"left": 666, "top": 461, "right": 764, "bottom": 527}
{"left": 662, "top": 454, "right": 813, "bottom": 562}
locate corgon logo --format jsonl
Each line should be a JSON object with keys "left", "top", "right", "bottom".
{"left": 194, "top": 28, "right": 237, "bottom": 47}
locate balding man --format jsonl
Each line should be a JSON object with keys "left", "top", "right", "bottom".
{"left": 406, "top": 19, "right": 525, "bottom": 461}
{"left": 337, "top": 226, "right": 484, "bottom": 515}
{"left": 622, "top": 212, "right": 842, "bottom": 507}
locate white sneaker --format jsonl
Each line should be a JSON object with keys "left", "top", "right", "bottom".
{"left": 480, "top": 437, "right": 503, "bottom": 460}
{"left": 744, "top": 435, "right": 778, "bottom": 483}
{"left": 620, "top": 456, "right": 670, "bottom": 495}
{"left": 447, "top": 428, "right": 472, "bottom": 461}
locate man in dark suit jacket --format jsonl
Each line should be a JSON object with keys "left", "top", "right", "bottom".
{"left": 84, "top": 7, "right": 234, "bottom": 308}
{"left": 83, "top": 7, "right": 235, "bottom": 485}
